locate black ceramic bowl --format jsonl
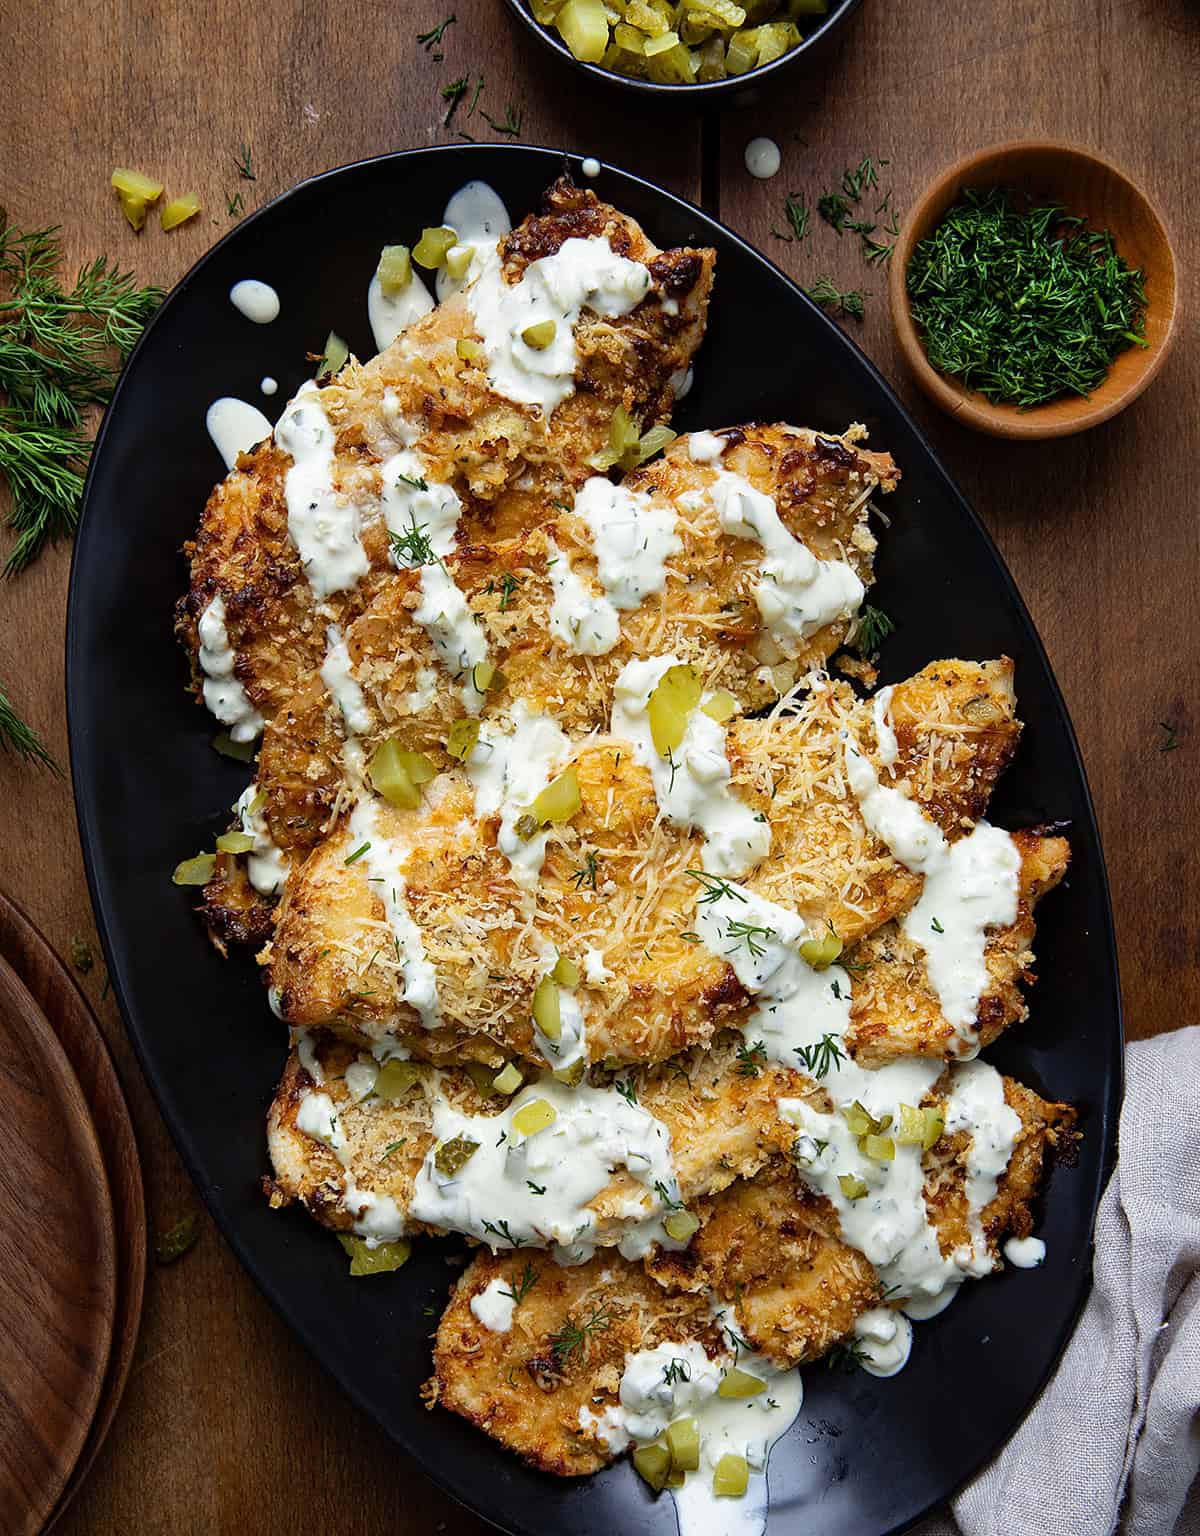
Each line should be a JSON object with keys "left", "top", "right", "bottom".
{"left": 69, "top": 144, "right": 1120, "bottom": 1536}
{"left": 501, "top": 0, "right": 863, "bottom": 103}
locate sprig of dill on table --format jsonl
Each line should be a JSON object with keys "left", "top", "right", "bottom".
{"left": 0, "top": 216, "right": 162, "bottom": 573}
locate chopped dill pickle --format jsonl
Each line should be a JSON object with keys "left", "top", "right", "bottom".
{"left": 514, "top": 812, "right": 540, "bottom": 840}
{"left": 471, "top": 660, "right": 506, "bottom": 694}
{"left": 532, "top": 975, "right": 562, "bottom": 1040}
{"left": 718, "top": 1367, "right": 767, "bottom": 1399}
{"left": 552, "top": 1059, "right": 586, "bottom": 1087}
{"left": 320, "top": 330, "right": 349, "bottom": 377}
{"left": 725, "top": 29, "right": 759, "bottom": 73}
{"left": 111, "top": 167, "right": 163, "bottom": 230}
{"left": 962, "top": 694, "right": 1002, "bottom": 726}
{"left": 435, "top": 1134, "right": 481, "bottom": 1176}
{"left": 862, "top": 1133, "right": 896, "bottom": 1162}
{"left": 172, "top": 852, "right": 215, "bottom": 886}
{"left": 211, "top": 730, "right": 256, "bottom": 762}
{"left": 799, "top": 929, "right": 843, "bottom": 969}
{"left": 633, "top": 424, "right": 676, "bottom": 466}
{"left": 160, "top": 194, "right": 201, "bottom": 230}
{"left": 377, "top": 244, "right": 413, "bottom": 295}
{"left": 215, "top": 830, "right": 255, "bottom": 854}
{"left": 154, "top": 1211, "right": 200, "bottom": 1264}
{"left": 512, "top": 1097, "right": 557, "bottom": 1137}
{"left": 375, "top": 1059, "right": 421, "bottom": 1100}
{"left": 521, "top": 319, "right": 557, "bottom": 349}
{"left": 663, "top": 1209, "right": 700, "bottom": 1242}
{"left": 840, "top": 1100, "right": 875, "bottom": 1137}
{"left": 552, "top": 953, "right": 581, "bottom": 988}
{"left": 921, "top": 1107, "right": 945, "bottom": 1150}
{"left": 369, "top": 739, "right": 435, "bottom": 809}
{"left": 248, "top": 788, "right": 267, "bottom": 815}
{"left": 337, "top": 1234, "right": 411, "bottom": 1276}
{"left": 838, "top": 1173, "right": 869, "bottom": 1201}
{"left": 456, "top": 337, "right": 485, "bottom": 361}
{"left": 713, "top": 1452, "right": 749, "bottom": 1497}
{"left": 643, "top": 28, "right": 681, "bottom": 55}
{"left": 647, "top": 664, "right": 702, "bottom": 756}
{"left": 633, "top": 1438, "right": 672, "bottom": 1491}
{"left": 666, "top": 1416, "right": 701, "bottom": 1472}
{"left": 701, "top": 689, "right": 738, "bottom": 724}
{"left": 492, "top": 1063, "right": 523, "bottom": 1095}
{"left": 528, "top": 766, "right": 581, "bottom": 826}
{"left": 445, "top": 243, "right": 474, "bottom": 280}
{"left": 412, "top": 225, "right": 458, "bottom": 269}
{"left": 446, "top": 717, "right": 481, "bottom": 761}
{"left": 555, "top": 0, "right": 610, "bottom": 61}
{"left": 465, "top": 1061, "right": 497, "bottom": 1097}
{"left": 896, "top": 1104, "right": 928, "bottom": 1145}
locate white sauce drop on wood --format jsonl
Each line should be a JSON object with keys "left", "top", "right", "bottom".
{"left": 229, "top": 279, "right": 280, "bottom": 324}
{"left": 196, "top": 593, "right": 264, "bottom": 741}
{"left": 611, "top": 656, "right": 770, "bottom": 878}
{"left": 275, "top": 383, "right": 370, "bottom": 598}
{"left": 744, "top": 137, "right": 782, "bottom": 180}
{"left": 205, "top": 397, "right": 274, "bottom": 471}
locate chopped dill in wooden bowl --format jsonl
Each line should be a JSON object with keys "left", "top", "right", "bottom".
{"left": 905, "top": 187, "right": 1148, "bottom": 409}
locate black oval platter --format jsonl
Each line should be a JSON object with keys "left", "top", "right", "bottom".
{"left": 67, "top": 144, "right": 1122, "bottom": 1536}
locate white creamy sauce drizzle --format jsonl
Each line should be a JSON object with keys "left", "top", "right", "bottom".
{"left": 944, "top": 1060, "right": 1023, "bottom": 1260}
{"left": 591, "top": 1338, "right": 804, "bottom": 1536}
{"left": 853, "top": 1307, "right": 914, "bottom": 1377}
{"left": 205, "top": 397, "right": 274, "bottom": 471}
{"left": 275, "top": 382, "right": 370, "bottom": 598}
{"left": 1004, "top": 1235, "right": 1047, "bottom": 1269}
{"left": 467, "top": 703, "right": 570, "bottom": 890}
{"left": 845, "top": 745, "right": 1022, "bottom": 1051}
{"left": 294, "top": 1027, "right": 324, "bottom": 1083}
{"left": 234, "top": 784, "right": 288, "bottom": 896}
{"left": 197, "top": 594, "right": 265, "bottom": 741}
{"left": 408, "top": 1078, "right": 683, "bottom": 1262}
{"left": 436, "top": 180, "right": 512, "bottom": 302}
{"left": 872, "top": 684, "right": 899, "bottom": 767}
{"left": 532, "top": 942, "right": 587, "bottom": 1071}
{"left": 466, "top": 235, "right": 653, "bottom": 416}
{"left": 575, "top": 476, "right": 681, "bottom": 610}
{"left": 344, "top": 1057, "right": 379, "bottom": 1103}
{"left": 368, "top": 260, "right": 434, "bottom": 354}
{"left": 381, "top": 450, "right": 487, "bottom": 710}
{"left": 711, "top": 471, "right": 864, "bottom": 656}
{"left": 546, "top": 536, "right": 621, "bottom": 655}
{"left": 583, "top": 946, "right": 612, "bottom": 984}
{"left": 470, "top": 1275, "right": 517, "bottom": 1333}
{"left": 229, "top": 279, "right": 280, "bottom": 324}
{"left": 744, "top": 137, "right": 782, "bottom": 180}
{"left": 319, "top": 624, "right": 372, "bottom": 735}
{"left": 348, "top": 797, "right": 440, "bottom": 1029}
{"left": 611, "top": 656, "right": 770, "bottom": 878}
{"left": 687, "top": 430, "right": 726, "bottom": 464}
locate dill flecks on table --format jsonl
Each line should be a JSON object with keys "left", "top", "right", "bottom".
{"left": 906, "top": 187, "right": 1148, "bottom": 408}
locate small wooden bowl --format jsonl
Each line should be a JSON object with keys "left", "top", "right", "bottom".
{"left": 889, "top": 141, "right": 1178, "bottom": 439}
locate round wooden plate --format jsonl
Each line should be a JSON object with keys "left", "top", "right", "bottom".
{"left": 0, "top": 949, "right": 116, "bottom": 1534}
{"left": 0, "top": 891, "right": 146, "bottom": 1530}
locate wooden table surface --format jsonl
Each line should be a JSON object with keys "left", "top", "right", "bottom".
{"left": 2, "top": 0, "right": 1197, "bottom": 1530}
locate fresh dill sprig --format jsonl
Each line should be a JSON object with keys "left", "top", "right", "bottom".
{"left": 226, "top": 190, "right": 245, "bottom": 219}
{"left": 853, "top": 603, "right": 894, "bottom": 656}
{"left": 0, "top": 677, "right": 59, "bottom": 771}
{"left": 549, "top": 1301, "right": 611, "bottom": 1364}
{"left": 235, "top": 143, "right": 256, "bottom": 182}
{"left": 817, "top": 192, "right": 852, "bottom": 233}
{"left": 0, "top": 219, "right": 162, "bottom": 573}
{"left": 418, "top": 14, "right": 456, "bottom": 54}
{"left": 735, "top": 1040, "right": 768, "bottom": 1077}
{"left": 1158, "top": 720, "right": 1181, "bottom": 753}
{"left": 725, "top": 919, "right": 774, "bottom": 959}
{"left": 388, "top": 512, "right": 442, "bottom": 569}
{"left": 482, "top": 103, "right": 523, "bottom": 136}
{"left": 793, "top": 1032, "right": 845, "bottom": 1079}
{"left": 805, "top": 277, "right": 867, "bottom": 321}
{"left": 500, "top": 1260, "right": 539, "bottom": 1307}
{"left": 497, "top": 571, "right": 520, "bottom": 611}
{"left": 481, "top": 1217, "right": 523, "bottom": 1248}
{"left": 686, "top": 869, "right": 747, "bottom": 906}
{"left": 441, "top": 77, "right": 469, "bottom": 127}
{"left": 653, "top": 1180, "right": 684, "bottom": 1212}
{"left": 907, "top": 187, "right": 1149, "bottom": 407}
{"left": 662, "top": 1357, "right": 692, "bottom": 1386}
{"left": 570, "top": 850, "right": 600, "bottom": 890}
{"left": 614, "top": 1077, "right": 638, "bottom": 1106}
{"left": 826, "top": 1338, "right": 869, "bottom": 1372}
{"left": 772, "top": 193, "right": 810, "bottom": 245}
{"left": 842, "top": 155, "right": 887, "bottom": 202}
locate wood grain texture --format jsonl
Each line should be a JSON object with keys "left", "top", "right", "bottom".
{"left": 0, "top": 954, "right": 115, "bottom": 1534}
{"left": 0, "top": 892, "right": 146, "bottom": 1532}
{"left": 0, "top": 0, "right": 1195, "bottom": 1529}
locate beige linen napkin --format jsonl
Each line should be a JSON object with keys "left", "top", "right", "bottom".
{"left": 916, "top": 1026, "right": 1200, "bottom": 1536}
